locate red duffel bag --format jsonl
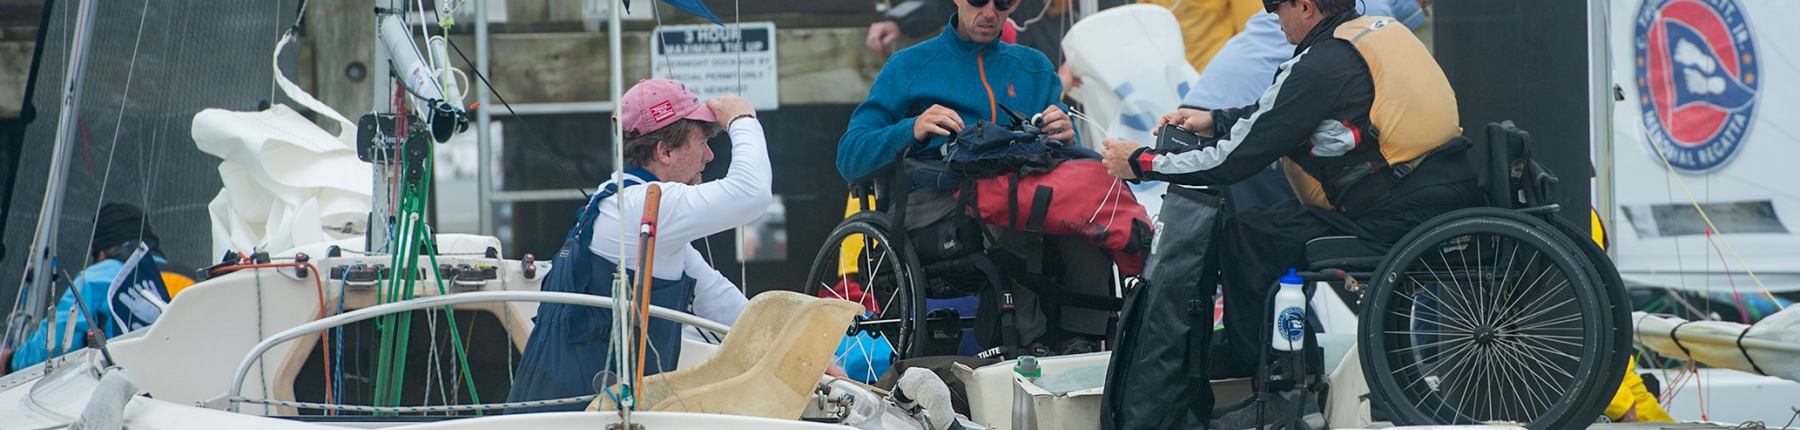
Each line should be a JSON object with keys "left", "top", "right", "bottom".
{"left": 960, "top": 159, "right": 1153, "bottom": 275}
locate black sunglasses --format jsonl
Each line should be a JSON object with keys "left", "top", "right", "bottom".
{"left": 1263, "top": 0, "right": 1290, "bottom": 13}
{"left": 969, "top": 0, "right": 1017, "bottom": 11}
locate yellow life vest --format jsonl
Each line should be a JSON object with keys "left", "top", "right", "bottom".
{"left": 1286, "top": 16, "right": 1461, "bottom": 209}
{"left": 1335, "top": 15, "right": 1460, "bottom": 165}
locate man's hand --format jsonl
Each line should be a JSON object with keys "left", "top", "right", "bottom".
{"left": 1038, "top": 106, "right": 1075, "bottom": 145}
{"left": 866, "top": 21, "right": 901, "bottom": 55}
{"left": 913, "top": 104, "right": 965, "bottom": 142}
{"left": 1158, "top": 108, "right": 1215, "bottom": 138}
{"left": 707, "top": 95, "right": 755, "bottom": 126}
{"left": 1101, "top": 138, "right": 1143, "bottom": 180}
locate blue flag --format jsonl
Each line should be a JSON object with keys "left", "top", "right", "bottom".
{"left": 625, "top": 0, "right": 723, "bottom": 26}
{"left": 107, "top": 243, "right": 171, "bottom": 333}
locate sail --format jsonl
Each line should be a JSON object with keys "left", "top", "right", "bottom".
{"left": 1608, "top": 0, "right": 1800, "bottom": 293}
{"left": 2, "top": 2, "right": 306, "bottom": 310}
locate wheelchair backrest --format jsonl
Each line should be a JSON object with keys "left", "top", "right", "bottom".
{"left": 1479, "top": 121, "right": 1560, "bottom": 210}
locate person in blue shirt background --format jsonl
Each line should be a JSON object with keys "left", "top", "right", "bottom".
{"left": 5, "top": 203, "right": 164, "bottom": 372}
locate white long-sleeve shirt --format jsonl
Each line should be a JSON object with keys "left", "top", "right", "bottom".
{"left": 587, "top": 118, "right": 771, "bottom": 331}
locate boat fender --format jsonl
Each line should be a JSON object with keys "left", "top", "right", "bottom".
{"left": 70, "top": 367, "right": 139, "bottom": 430}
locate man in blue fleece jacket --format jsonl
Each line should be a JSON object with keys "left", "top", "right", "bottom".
{"left": 837, "top": 0, "right": 1076, "bottom": 182}
{"left": 838, "top": 0, "right": 1104, "bottom": 358}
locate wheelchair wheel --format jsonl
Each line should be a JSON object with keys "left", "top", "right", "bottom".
{"left": 803, "top": 212, "right": 925, "bottom": 359}
{"left": 1543, "top": 214, "right": 1636, "bottom": 422}
{"left": 1359, "top": 208, "right": 1625, "bottom": 429}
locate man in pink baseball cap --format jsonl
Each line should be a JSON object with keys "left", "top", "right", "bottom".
{"left": 507, "top": 79, "right": 772, "bottom": 412}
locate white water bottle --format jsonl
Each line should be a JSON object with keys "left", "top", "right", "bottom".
{"left": 1271, "top": 268, "right": 1307, "bottom": 351}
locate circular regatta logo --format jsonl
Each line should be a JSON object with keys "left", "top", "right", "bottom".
{"left": 1276, "top": 307, "right": 1306, "bottom": 343}
{"left": 1634, "top": 0, "right": 1758, "bottom": 173}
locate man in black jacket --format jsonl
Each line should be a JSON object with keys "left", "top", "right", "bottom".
{"left": 1100, "top": 0, "right": 1480, "bottom": 427}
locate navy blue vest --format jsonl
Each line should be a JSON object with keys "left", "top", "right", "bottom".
{"left": 506, "top": 177, "right": 698, "bottom": 413}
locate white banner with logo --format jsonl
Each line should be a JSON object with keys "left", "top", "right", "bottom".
{"left": 1610, "top": 0, "right": 1800, "bottom": 292}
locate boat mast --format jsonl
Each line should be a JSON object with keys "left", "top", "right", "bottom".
{"left": 607, "top": 0, "right": 631, "bottom": 424}
{"left": 22, "top": 0, "right": 100, "bottom": 322}
{"left": 1588, "top": 0, "right": 1615, "bottom": 258}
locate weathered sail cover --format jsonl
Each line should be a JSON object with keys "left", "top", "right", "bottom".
{"left": 1609, "top": 0, "right": 1800, "bottom": 292}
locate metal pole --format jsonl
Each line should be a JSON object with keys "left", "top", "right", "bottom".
{"left": 23, "top": 0, "right": 100, "bottom": 321}
{"left": 1588, "top": 0, "right": 1615, "bottom": 257}
{"left": 610, "top": 3, "right": 625, "bottom": 174}
{"left": 608, "top": 0, "right": 629, "bottom": 422}
{"left": 476, "top": 0, "right": 493, "bottom": 237}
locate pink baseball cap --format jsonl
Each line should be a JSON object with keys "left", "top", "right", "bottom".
{"left": 616, "top": 78, "right": 717, "bottom": 136}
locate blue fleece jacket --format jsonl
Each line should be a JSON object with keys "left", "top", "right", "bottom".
{"left": 837, "top": 14, "right": 1069, "bottom": 182}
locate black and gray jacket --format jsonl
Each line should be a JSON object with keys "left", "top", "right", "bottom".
{"left": 1127, "top": 10, "right": 1440, "bottom": 216}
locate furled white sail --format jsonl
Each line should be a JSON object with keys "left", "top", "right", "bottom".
{"left": 192, "top": 33, "right": 371, "bottom": 257}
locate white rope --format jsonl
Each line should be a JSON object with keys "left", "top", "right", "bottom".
{"left": 229, "top": 394, "right": 598, "bottom": 413}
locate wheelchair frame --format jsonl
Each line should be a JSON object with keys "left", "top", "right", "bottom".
{"left": 1281, "top": 122, "right": 1632, "bottom": 429}
{"left": 802, "top": 146, "right": 1127, "bottom": 360}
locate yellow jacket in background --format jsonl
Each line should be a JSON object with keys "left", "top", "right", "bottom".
{"left": 1136, "top": 0, "right": 1264, "bottom": 71}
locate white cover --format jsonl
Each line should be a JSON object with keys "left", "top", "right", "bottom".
{"left": 1061, "top": 4, "right": 1199, "bottom": 217}
{"left": 193, "top": 33, "right": 371, "bottom": 257}
{"left": 1632, "top": 309, "right": 1800, "bottom": 383}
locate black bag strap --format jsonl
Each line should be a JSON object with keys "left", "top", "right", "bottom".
{"left": 1186, "top": 298, "right": 1208, "bottom": 379}
{"left": 1024, "top": 185, "right": 1053, "bottom": 274}
{"left": 993, "top": 272, "right": 1020, "bottom": 350}
{"left": 1026, "top": 185, "right": 1052, "bottom": 235}
{"left": 1007, "top": 172, "right": 1023, "bottom": 231}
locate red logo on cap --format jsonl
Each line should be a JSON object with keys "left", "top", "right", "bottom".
{"left": 649, "top": 100, "right": 677, "bottom": 123}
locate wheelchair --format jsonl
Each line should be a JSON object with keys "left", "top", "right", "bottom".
{"left": 1278, "top": 121, "right": 1631, "bottom": 429}
{"left": 803, "top": 120, "right": 1127, "bottom": 361}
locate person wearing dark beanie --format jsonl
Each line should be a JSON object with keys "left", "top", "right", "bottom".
{"left": 89, "top": 202, "right": 161, "bottom": 261}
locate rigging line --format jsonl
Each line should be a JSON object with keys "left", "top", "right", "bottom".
{"left": 734, "top": 0, "right": 746, "bottom": 292}
{"left": 414, "top": 0, "right": 438, "bottom": 132}
{"left": 1634, "top": 113, "right": 1780, "bottom": 310}
{"left": 1704, "top": 229, "right": 1753, "bottom": 322}
{"left": 654, "top": 1, "right": 672, "bottom": 75}
{"left": 416, "top": 224, "right": 487, "bottom": 410}
{"left": 80, "top": 0, "right": 156, "bottom": 277}
{"left": 334, "top": 274, "right": 347, "bottom": 415}
{"left": 423, "top": 309, "right": 443, "bottom": 408}
{"left": 1662, "top": 151, "right": 1692, "bottom": 297}
{"left": 444, "top": 38, "right": 589, "bottom": 198}
{"left": 270, "top": 1, "right": 279, "bottom": 104}
{"left": 270, "top": 0, "right": 311, "bottom": 107}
